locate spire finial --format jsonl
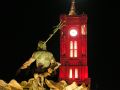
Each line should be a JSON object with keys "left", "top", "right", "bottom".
{"left": 68, "top": 0, "right": 76, "bottom": 16}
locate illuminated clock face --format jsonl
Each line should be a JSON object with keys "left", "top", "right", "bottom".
{"left": 70, "top": 29, "right": 77, "bottom": 36}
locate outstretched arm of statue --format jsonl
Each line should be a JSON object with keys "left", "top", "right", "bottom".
{"left": 50, "top": 57, "right": 61, "bottom": 71}
{"left": 54, "top": 62, "right": 61, "bottom": 70}
{"left": 20, "top": 57, "right": 36, "bottom": 69}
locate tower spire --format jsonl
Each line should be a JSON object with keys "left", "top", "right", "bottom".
{"left": 68, "top": 0, "right": 76, "bottom": 16}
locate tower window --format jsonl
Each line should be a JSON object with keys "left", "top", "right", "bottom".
{"left": 70, "top": 50, "right": 73, "bottom": 57}
{"left": 74, "top": 41, "right": 77, "bottom": 57}
{"left": 69, "top": 69, "right": 72, "bottom": 78}
{"left": 70, "top": 41, "right": 73, "bottom": 49}
{"left": 74, "top": 50, "right": 77, "bottom": 57}
{"left": 81, "top": 25, "right": 87, "bottom": 35}
{"left": 70, "top": 41, "right": 73, "bottom": 57}
{"left": 75, "top": 68, "right": 78, "bottom": 78}
{"left": 70, "top": 41, "right": 77, "bottom": 57}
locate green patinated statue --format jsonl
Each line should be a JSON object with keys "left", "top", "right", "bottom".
{"left": 20, "top": 40, "right": 61, "bottom": 88}
{"left": 20, "top": 20, "right": 64, "bottom": 71}
{"left": 20, "top": 41, "right": 60, "bottom": 71}
{"left": 20, "top": 21, "right": 64, "bottom": 71}
{"left": 18, "top": 21, "right": 64, "bottom": 89}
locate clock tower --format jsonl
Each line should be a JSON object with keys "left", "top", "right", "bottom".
{"left": 59, "top": 0, "right": 90, "bottom": 85}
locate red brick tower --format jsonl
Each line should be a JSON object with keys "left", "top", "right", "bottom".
{"left": 59, "top": 0, "right": 90, "bottom": 85}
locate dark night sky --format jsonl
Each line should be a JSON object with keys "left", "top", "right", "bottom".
{"left": 0, "top": 0, "right": 120, "bottom": 90}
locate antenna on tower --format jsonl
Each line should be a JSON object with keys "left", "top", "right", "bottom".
{"left": 68, "top": 0, "right": 77, "bottom": 16}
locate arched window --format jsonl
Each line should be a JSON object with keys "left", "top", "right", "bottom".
{"left": 69, "top": 69, "right": 72, "bottom": 78}
{"left": 70, "top": 41, "right": 77, "bottom": 57}
{"left": 75, "top": 68, "right": 78, "bottom": 78}
{"left": 81, "top": 25, "right": 87, "bottom": 35}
